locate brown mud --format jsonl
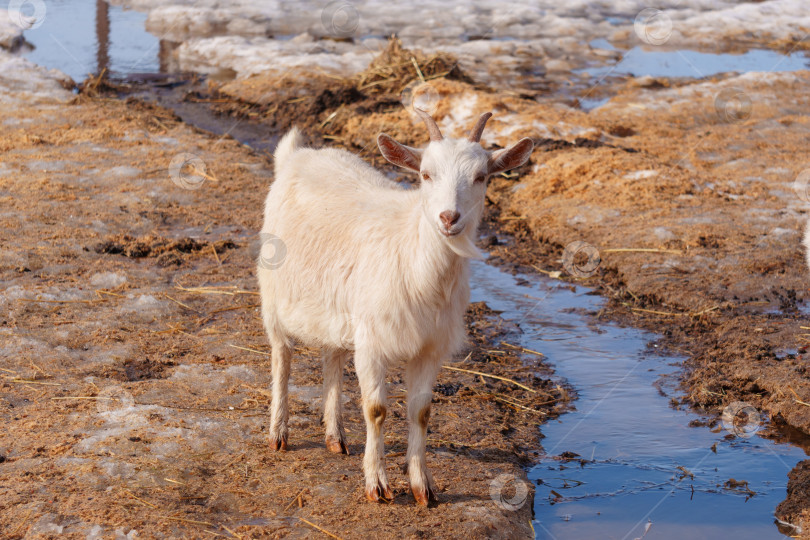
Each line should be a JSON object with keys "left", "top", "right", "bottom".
{"left": 0, "top": 85, "right": 569, "bottom": 537}
{"left": 5, "top": 34, "right": 810, "bottom": 536}
{"left": 184, "top": 39, "right": 810, "bottom": 533}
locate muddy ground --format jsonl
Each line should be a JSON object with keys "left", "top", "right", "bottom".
{"left": 4, "top": 34, "right": 810, "bottom": 536}
{"left": 186, "top": 39, "right": 810, "bottom": 534}
{"left": 0, "top": 88, "right": 570, "bottom": 537}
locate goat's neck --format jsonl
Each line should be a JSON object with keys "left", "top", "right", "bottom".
{"left": 406, "top": 207, "right": 471, "bottom": 292}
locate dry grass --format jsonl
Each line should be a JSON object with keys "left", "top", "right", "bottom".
{"left": 352, "top": 36, "right": 472, "bottom": 96}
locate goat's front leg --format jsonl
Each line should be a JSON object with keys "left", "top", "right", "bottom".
{"left": 269, "top": 338, "right": 292, "bottom": 450}
{"left": 322, "top": 348, "right": 349, "bottom": 454}
{"left": 406, "top": 356, "right": 441, "bottom": 506}
{"left": 355, "top": 349, "right": 392, "bottom": 502}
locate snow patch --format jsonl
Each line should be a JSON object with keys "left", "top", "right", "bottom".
{"left": 0, "top": 9, "right": 24, "bottom": 50}
{"left": 439, "top": 93, "right": 478, "bottom": 138}
{"left": 115, "top": 527, "right": 139, "bottom": 539}
{"left": 31, "top": 513, "right": 64, "bottom": 534}
{"left": 86, "top": 524, "right": 105, "bottom": 540}
{"left": 99, "top": 460, "right": 137, "bottom": 480}
{"left": 171, "top": 363, "right": 226, "bottom": 389}
{"left": 175, "top": 35, "right": 377, "bottom": 79}
{"left": 90, "top": 272, "right": 127, "bottom": 289}
{"left": 0, "top": 284, "right": 28, "bottom": 306}
{"left": 111, "top": 0, "right": 810, "bottom": 89}
{"left": 769, "top": 227, "right": 795, "bottom": 237}
{"left": 109, "top": 166, "right": 142, "bottom": 178}
{"left": 223, "top": 364, "right": 259, "bottom": 381}
{"left": 146, "top": 6, "right": 269, "bottom": 41}
{"left": 120, "top": 294, "right": 170, "bottom": 323}
{"left": 653, "top": 227, "right": 676, "bottom": 242}
{"left": 0, "top": 49, "right": 73, "bottom": 105}
{"left": 624, "top": 170, "right": 658, "bottom": 180}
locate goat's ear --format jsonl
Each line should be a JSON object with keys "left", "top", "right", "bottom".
{"left": 377, "top": 133, "right": 422, "bottom": 172}
{"left": 487, "top": 137, "right": 534, "bottom": 176}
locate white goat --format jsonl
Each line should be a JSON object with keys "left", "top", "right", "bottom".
{"left": 258, "top": 109, "right": 533, "bottom": 505}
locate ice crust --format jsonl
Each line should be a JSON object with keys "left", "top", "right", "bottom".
{"left": 0, "top": 9, "right": 24, "bottom": 50}
{"left": 0, "top": 47, "right": 73, "bottom": 104}
{"left": 111, "top": 1, "right": 810, "bottom": 81}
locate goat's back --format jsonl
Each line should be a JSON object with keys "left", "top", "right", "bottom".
{"left": 260, "top": 132, "right": 466, "bottom": 360}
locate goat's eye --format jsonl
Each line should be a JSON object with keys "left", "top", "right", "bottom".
{"left": 421, "top": 172, "right": 431, "bottom": 182}
{"left": 474, "top": 173, "right": 486, "bottom": 183}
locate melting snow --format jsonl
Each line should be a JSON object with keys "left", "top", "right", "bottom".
{"left": 624, "top": 170, "right": 658, "bottom": 180}
{"left": 106, "top": 0, "right": 810, "bottom": 82}
{"left": 0, "top": 48, "right": 72, "bottom": 105}
{"left": 90, "top": 272, "right": 128, "bottom": 289}
{"left": 0, "top": 9, "right": 23, "bottom": 50}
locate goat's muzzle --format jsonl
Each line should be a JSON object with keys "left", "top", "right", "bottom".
{"left": 439, "top": 211, "right": 461, "bottom": 236}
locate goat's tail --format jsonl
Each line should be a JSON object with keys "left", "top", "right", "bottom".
{"left": 274, "top": 127, "right": 303, "bottom": 175}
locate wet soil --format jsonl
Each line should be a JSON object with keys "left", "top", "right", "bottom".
{"left": 481, "top": 71, "right": 810, "bottom": 533}
{"left": 5, "top": 26, "right": 810, "bottom": 535}
{"left": 177, "top": 42, "right": 810, "bottom": 533}
{"left": 778, "top": 459, "right": 810, "bottom": 528}
{"left": 0, "top": 89, "right": 572, "bottom": 537}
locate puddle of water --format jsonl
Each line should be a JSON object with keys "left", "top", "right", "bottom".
{"left": 470, "top": 260, "right": 806, "bottom": 540}
{"left": 18, "top": 1, "right": 279, "bottom": 151}
{"left": 22, "top": 0, "right": 160, "bottom": 82}
{"left": 581, "top": 45, "right": 810, "bottom": 80}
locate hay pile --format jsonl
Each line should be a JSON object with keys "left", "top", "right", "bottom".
{"left": 353, "top": 36, "right": 473, "bottom": 96}
{"left": 211, "top": 36, "right": 475, "bottom": 146}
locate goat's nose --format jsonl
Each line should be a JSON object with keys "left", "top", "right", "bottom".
{"left": 439, "top": 210, "right": 460, "bottom": 229}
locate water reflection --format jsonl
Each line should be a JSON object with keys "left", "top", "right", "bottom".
{"left": 22, "top": 0, "right": 165, "bottom": 82}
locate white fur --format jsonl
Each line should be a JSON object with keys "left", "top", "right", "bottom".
{"left": 258, "top": 123, "right": 532, "bottom": 504}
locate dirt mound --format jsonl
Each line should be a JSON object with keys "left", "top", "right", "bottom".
{"left": 777, "top": 460, "right": 810, "bottom": 531}
{"left": 88, "top": 357, "right": 175, "bottom": 383}
{"left": 94, "top": 235, "right": 236, "bottom": 267}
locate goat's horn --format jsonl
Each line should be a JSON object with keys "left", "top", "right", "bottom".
{"left": 468, "top": 112, "right": 492, "bottom": 143}
{"left": 414, "top": 107, "right": 443, "bottom": 142}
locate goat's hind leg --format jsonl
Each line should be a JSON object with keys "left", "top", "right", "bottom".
{"left": 268, "top": 335, "right": 292, "bottom": 451}
{"left": 322, "top": 348, "right": 349, "bottom": 454}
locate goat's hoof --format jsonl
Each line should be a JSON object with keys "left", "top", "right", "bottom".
{"left": 411, "top": 484, "right": 438, "bottom": 507}
{"left": 325, "top": 435, "right": 349, "bottom": 455}
{"left": 270, "top": 436, "right": 288, "bottom": 451}
{"left": 365, "top": 482, "right": 394, "bottom": 503}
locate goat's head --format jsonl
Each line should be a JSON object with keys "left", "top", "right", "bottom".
{"left": 377, "top": 109, "right": 533, "bottom": 256}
